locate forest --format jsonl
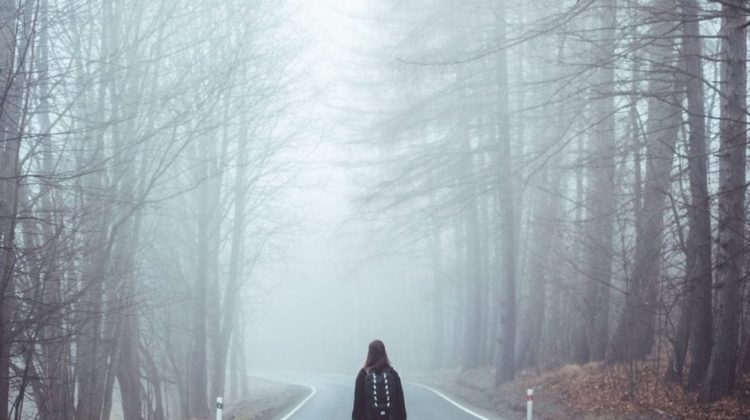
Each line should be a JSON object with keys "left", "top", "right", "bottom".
{"left": 0, "top": 0, "right": 748, "bottom": 419}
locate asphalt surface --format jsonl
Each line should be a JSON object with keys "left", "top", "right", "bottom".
{"left": 261, "top": 371, "right": 502, "bottom": 420}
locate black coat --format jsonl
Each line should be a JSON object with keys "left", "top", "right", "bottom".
{"left": 352, "top": 367, "right": 407, "bottom": 420}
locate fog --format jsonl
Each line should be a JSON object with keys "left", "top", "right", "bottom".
{"left": 1, "top": 0, "right": 748, "bottom": 418}
{"left": 249, "top": 0, "right": 445, "bottom": 374}
{"left": 248, "top": 124, "right": 437, "bottom": 373}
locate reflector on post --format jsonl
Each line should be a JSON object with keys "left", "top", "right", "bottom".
{"left": 526, "top": 389, "right": 533, "bottom": 420}
{"left": 216, "top": 396, "right": 224, "bottom": 420}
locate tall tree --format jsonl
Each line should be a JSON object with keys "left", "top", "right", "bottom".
{"left": 493, "top": 0, "right": 516, "bottom": 385}
{"left": 609, "top": 0, "right": 681, "bottom": 362}
{"left": 665, "top": 0, "right": 712, "bottom": 387}
{"left": 0, "top": 0, "right": 25, "bottom": 414}
{"left": 701, "top": 0, "right": 747, "bottom": 402}
{"left": 581, "top": 0, "right": 618, "bottom": 363}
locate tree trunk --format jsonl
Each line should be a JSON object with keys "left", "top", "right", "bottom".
{"left": 0, "top": 126, "right": 20, "bottom": 420}
{"left": 461, "top": 146, "right": 482, "bottom": 370}
{"left": 75, "top": 223, "right": 111, "bottom": 420}
{"left": 666, "top": 0, "right": 712, "bottom": 387}
{"left": 188, "top": 143, "right": 211, "bottom": 418}
{"left": 609, "top": 0, "right": 681, "bottom": 362}
{"left": 34, "top": 0, "right": 74, "bottom": 416}
{"left": 116, "top": 222, "right": 144, "bottom": 420}
{"left": 581, "top": 0, "right": 617, "bottom": 363}
{"left": 701, "top": 0, "right": 746, "bottom": 402}
{"left": 429, "top": 222, "right": 445, "bottom": 368}
{"left": 494, "top": 0, "right": 516, "bottom": 385}
{"left": 571, "top": 133, "right": 589, "bottom": 364}
{"left": 478, "top": 182, "right": 491, "bottom": 366}
{"left": 75, "top": 0, "right": 121, "bottom": 415}
{"left": 518, "top": 166, "right": 550, "bottom": 370}
{"left": 0, "top": 0, "right": 25, "bottom": 414}
{"left": 212, "top": 114, "right": 248, "bottom": 401}
{"left": 229, "top": 322, "right": 245, "bottom": 401}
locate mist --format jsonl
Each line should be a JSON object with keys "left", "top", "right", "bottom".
{"left": 1, "top": 0, "right": 749, "bottom": 419}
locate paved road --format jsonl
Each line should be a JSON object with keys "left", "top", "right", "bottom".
{"left": 261, "top": 371, "right": 502, "bottom": 420}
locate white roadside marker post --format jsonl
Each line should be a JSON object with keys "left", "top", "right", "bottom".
{"left": 216, "top": 396, "right": 223, "bottom": 420}
{"left": 526, "top": 389, "right": 533, "bottom": 420}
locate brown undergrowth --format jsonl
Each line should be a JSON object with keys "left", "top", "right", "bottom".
{"left": 414, "top": 363, "right": 750, "bottom": 420}
{"left": 514, "top": 362, "right": 750, "bottom": 420}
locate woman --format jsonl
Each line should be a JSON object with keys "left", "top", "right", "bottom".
{"left": 352, "top": 340, "right": 407, "bottom": 420}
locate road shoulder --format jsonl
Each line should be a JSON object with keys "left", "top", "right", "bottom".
{"left": 408, "top": 368, "right": 571, "bottom": 420}
{"left": 223, "top": 377, "right": 310, "bottom": 420}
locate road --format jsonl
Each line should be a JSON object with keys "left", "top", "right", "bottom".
{"left": 260, "top": 371, "right": 502, "bottom": 420}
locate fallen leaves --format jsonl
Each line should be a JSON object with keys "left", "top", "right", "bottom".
{"left": 511, "top": 362, "right": 750, "bottom": 420}
{"left": 415, "top": 362, "right": 750, "bottom": 420}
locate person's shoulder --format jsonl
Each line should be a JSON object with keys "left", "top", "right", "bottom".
{"left": 355, "top": 368, "right": 366, "bottom": 384}
{"left": 388, "top": 367, "right": 401, "bottom": 377}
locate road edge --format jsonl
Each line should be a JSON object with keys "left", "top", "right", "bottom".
{"left": 412, "top": 382, "right": 495, "bottom": 420}
{"left": 279, "top": 384, "right": 317, "bottom": 420}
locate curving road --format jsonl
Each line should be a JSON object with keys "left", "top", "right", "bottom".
{"left": 259, "top": 371, "right": 503, "bottom": 420}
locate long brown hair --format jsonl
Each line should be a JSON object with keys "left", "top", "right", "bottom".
{"left": 363, "top": 340, "right": 391, "bottom": 373}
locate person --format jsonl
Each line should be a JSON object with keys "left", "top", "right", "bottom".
{"left": 352, "top": 340, "right": 407, "bottom": 420}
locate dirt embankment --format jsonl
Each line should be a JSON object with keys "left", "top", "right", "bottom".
{"left": 412, "top": 365, "right": 750, "bottom": 420}
{"left": 220, "top": 377, "right": 309, "bottom": 420}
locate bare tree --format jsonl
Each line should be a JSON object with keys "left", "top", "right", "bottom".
{"left": 609, "top": 0, "right": 682, "bottom": 364}
{"left": 701, "top": 0, "right": 747, "bottom": 402}
{"left": 665, "top": 0, "right": 712, "bottom": 388}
